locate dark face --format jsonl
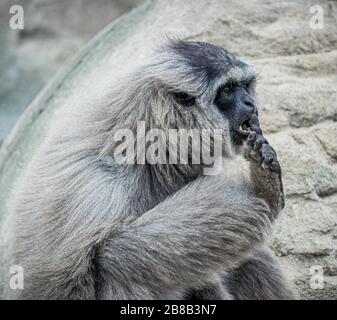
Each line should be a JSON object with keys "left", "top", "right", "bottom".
{"left": 160, "top": 40, "right": 263, "bottom": 147}
{"left": 214, "top": 76, "right": 262, "bottom": 146}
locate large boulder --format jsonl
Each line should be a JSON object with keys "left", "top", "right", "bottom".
{"left": 0, "top": 0, "right": 336, "bottom": 299}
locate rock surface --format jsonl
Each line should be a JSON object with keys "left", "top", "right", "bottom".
{"left": 0, "top": 0, "right": 18, "bottom": 96}
{"left": 0, "top": 0, "right": 336, "bottom": 299}
{"left": 0, "top": 0, "right": 139, "bottom": 145}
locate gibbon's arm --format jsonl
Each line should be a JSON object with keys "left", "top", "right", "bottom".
{"left": 185, "top": 132, "right": 288, "bottom": 301}
{"left": 95, "top": 174, "right": 272, "bottom": 299}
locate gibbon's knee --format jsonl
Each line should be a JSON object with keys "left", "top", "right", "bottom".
{"left": 226, "top": 247, "right": 296, "bottom": 300}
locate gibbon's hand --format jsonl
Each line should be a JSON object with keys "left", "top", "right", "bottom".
{"left": 245, "top": 131, "right": 281, "bottom": 174}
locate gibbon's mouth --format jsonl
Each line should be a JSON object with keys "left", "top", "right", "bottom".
{"left": 235, "top": 114, "right": 262, "bottom": 140}
{"left": 236, "top": 119, "right": 251, "bottom": 137}
{"left": 233, "top": 114, "right": 262, "bottom": 145}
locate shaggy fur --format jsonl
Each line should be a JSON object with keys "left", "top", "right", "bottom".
{"left": 1, "top": 40, "right": 295, "bottom": 299}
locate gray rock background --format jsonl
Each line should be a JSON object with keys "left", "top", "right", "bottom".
{"left": 0, "top": 0, "right": 139, "bottom": 145}
{"left": 0, "top": 1, "right": 17, "bottom": 97}
{"left": 0, "top": 0, "right": 336, "bottom": 299}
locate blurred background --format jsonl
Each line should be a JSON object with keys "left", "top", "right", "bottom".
{"left": 0, "top": 0, "right": 141, "bottom": 146}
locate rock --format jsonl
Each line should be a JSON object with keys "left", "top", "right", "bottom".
{"left": 0, "top": 0, "right": 140, "bottom": 145}
{"left": 0, "top": 0, "right": 336, "bottom": 299}
{"left": 269, "top": 124, "right": 337, "bottom": 299}
{"left": 315, "top": 124, "right": 337, "bottom": 162}
{"left": 16, "top": 0, "right": 138, "bottom": 69}
{"left": 0, "top": 1, "right": 18, "bottom": 96}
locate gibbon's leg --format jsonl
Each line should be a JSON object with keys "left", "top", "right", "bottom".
{"left": 184, "top": 277, "right": 234, "bottom": 300}
{"left": 226, "top": 246, "right": 296, "bottom": 300}
{"left": 94, "top": 173, "right": 273, "bottom": 299}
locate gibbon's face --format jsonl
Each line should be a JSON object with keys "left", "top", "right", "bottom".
{"left": 161, "top": 41, "right": 262, "bottom": 146}
{"left": 213, "top": 68, "right": 261, "bottom": 146}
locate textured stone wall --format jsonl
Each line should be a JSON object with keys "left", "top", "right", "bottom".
{"left": 0, "top": 0, "right": 336, "bottom": 299}
{"left": 0, "top": 0, "right": 140, "bottom": 145}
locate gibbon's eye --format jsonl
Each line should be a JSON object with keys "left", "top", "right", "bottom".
{"left": 222, "top": 82, "right": 235, "bottom": 95}
{"left": 174, "top": 92, "right": 196, "bottom": 107}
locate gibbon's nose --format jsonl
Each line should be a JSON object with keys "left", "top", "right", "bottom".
{"left": 243, "top": 95, "right": 256, "bottom": 112}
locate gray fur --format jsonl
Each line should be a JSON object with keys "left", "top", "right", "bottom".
{"left": 226, "top": 247, "right": 296, "bottom": 300}
{"left": 1, "top": 40, "right": 295, "bottom": 300}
